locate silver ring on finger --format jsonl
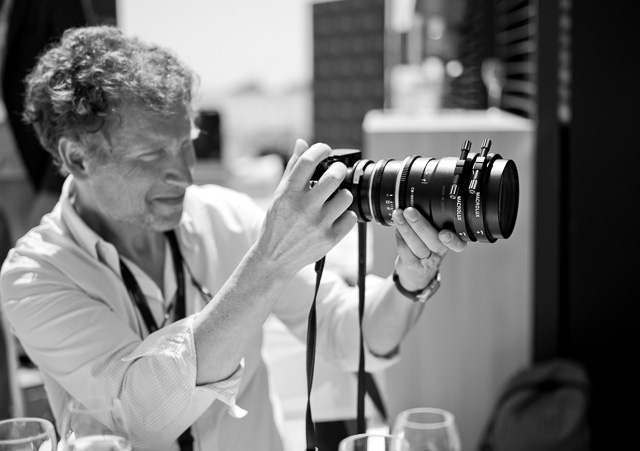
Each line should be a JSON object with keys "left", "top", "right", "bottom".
{"left": 420, "top": 249, "right": 433, "bottom": 260}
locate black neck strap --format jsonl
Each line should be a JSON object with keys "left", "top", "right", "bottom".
{"left": 119, "top": 230, "right": 193, "bottom": 451}
{"left": 165, "top": 230, "right": 187, "bottom": 321}
{"left": 119, "top": 230, "right": 186, "bottom": 334}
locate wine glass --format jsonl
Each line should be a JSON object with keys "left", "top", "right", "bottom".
{"left": 392, "top": 407, "right": 461, "bottom": 451}
{"left": 338, "top": 432, "right": 408, "bottom": 451}
{"left": 59, "top": 396, "right": 131, "bottom": 451}
{"left": 0, "top": 417, "right": 57, "bottom": 451}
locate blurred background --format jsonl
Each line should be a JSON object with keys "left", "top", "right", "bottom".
{"left": 1, "top": 1, "right": 638, "bottom": 450}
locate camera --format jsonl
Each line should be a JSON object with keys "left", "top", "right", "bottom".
{"left": 312, "top": 139, "right": 519, "bottom": 243}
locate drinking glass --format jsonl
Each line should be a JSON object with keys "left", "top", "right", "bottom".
{"left": 392, "top": 407, "right": 461, "bottom": 451}
{"left": 338, "top": 432, "right": 408, "bottom": 451}
{"left": 0, "top": 417, "right": 57, "bottom": 451}
{"left": 59, "top": 396, "right": 131, "bottom": 451}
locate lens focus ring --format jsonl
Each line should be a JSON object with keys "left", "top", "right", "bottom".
{"left": 398, "top": 156, "right": 420, "bottom": 211}
{"left": 370, "top": 159, "right": 390, "bottom": 224}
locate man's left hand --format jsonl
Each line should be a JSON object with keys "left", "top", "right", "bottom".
{"left": 392, "top": 207, "right": 466, "bottom": 292}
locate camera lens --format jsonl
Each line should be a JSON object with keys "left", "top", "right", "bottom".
{"left": 341, "top": 146, "right": 519, "bottom": 243}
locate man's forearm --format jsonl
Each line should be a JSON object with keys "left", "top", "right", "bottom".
{"left": 192, "top": 243, "right": 294, "bottom": 385}
{"left": 362, "top": 277, "right": 426, "bottom": 357}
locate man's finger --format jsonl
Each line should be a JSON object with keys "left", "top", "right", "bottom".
{"left": 283, "top": 139, "right": 309, "bottom": 178}
{"left": 310, "top": 162, "right": 347, "bottom": 203}
{"left": 393, "top": 208, "right": 445, "bottom": 257}
{"left": 394, "top": 229, "right": 420, "bottom": 265}
{"left": 286, "top": 142, "right": 332, "bottom": 191}
{"left": 438, "top": 229, "right": 467, "bottom": 253}
{"left": 319, "top": 186, "right": 353, "bottom": 223}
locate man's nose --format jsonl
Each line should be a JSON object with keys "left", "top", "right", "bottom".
{"left": 165, "top": 151, "right": 194, "bottom": 188}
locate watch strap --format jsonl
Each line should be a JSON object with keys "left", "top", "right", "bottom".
{"left": 393, "top": 270, "right": 441, "bottom": 303}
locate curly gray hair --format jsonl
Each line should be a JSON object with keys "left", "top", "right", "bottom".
{"left": 23, "top": 26, "right": 198, "bottom": 171}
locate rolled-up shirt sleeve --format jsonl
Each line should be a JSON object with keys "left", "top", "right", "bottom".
{"left": 119, "top": 317, "right": 245, "bottom": 448}
{"left": 1, "top": 258, "right": 243, "bottom": 450}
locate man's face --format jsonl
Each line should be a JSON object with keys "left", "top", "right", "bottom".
{"left": 84, "top": 103, "right": 196, "bottom": 232}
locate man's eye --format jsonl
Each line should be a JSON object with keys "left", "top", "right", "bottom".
{"left": 138, "top": 152, "right": 161, "bottom": 161}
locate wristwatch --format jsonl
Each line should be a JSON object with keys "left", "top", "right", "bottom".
{"left": 393, "top": 270, "right": 441, "bottom": 303}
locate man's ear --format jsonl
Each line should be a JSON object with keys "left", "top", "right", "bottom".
{"left": 58, "top": 138, "right": 90, "bottom": 180}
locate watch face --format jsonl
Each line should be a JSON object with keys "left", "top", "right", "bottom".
{"left": 417, "top": 272, "right": 441, "bottom": 303}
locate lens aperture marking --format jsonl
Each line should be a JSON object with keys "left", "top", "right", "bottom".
{"left": 470, "top": 191, "right": 489, "bottom": 239}
{"left": 398, "top": 156, "right": 420, "bottom": 211}
{"left": 379, "top": 159, "right": 406, "bottom": 225}
{"left": 470, "top": 182, "right": 490, "bottom": 241}
{"left": 426, "top": 156, "right": 476, "bottom": 242}
{"left": 465, "top": 153, "right": 498, "bottom": 243}
{"left": 455, "top": 194, "right": 469, "bottom": 240}
{"left": 404, "top": 158, "right": 436, "bottom": 225}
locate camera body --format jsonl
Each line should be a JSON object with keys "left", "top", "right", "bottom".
{"left": 312, "top": 148, "right": 363, "bottom": 181}
{"left": 311, "top": 141, "right": 519, "bottom": 243}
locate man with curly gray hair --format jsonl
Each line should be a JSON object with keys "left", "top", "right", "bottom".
{"left": 1, "top": 26, "right": 464, "bottom": 450}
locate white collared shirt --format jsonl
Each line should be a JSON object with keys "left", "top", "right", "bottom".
{"left": 1, "top": 176, "right": 398, "bottom": 451}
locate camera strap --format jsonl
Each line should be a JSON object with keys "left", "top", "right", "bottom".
{"left": 304, "top": 222, "right": 388, "bottom": 450}
{"left": 305, "top": 256, "right": 325, "bottom": 451}
{"left": 354, "top": 222, "right": 388, "bottom": 431}
{"left": 356, "top": 222, "right": 367, "bottom": 434}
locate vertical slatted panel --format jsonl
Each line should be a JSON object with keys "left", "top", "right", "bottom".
{"left": 313, "top": 0, "right": 386, "bottom": 150}
{"left": 558, "top": 0, "right": 571, "bottom": 124}
{"left": 495, "top": 0, "right": 537, "bottom": 118}
{"left": 444, "top": 0, "right": 492, "bottom": 109}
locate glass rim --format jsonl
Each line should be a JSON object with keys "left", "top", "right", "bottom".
{"left": 0, "top": 417, "right": 55, "bottom": 445}
{"left": 63, "top": 396, "right": 129, "bottom": 441}
{"left": 339, "top": 432, "right": 401, "bottom": 450}
{"left": 396, "top": 407, "right": 456, "bottom": 429}
{"left": 342, "top": 432, "right": 397, "bottom": 440}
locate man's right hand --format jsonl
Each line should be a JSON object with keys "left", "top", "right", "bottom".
{"left": 193, "top": 139, "right": 355, "bottom": 384}
{"left": 255, "top": 139, "right": 357, "bottom": 277}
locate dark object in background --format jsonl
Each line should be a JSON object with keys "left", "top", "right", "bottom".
{"left": 193, "top": 110, "right": 222, "bottom": 160}
{"left": 1, "top": 0, "right": 89, "bottom": 193}
{"left": 0, "top": 208, "right": 12, "bottom": 419}
{"left": 312, "top": 0, "right": 385, "bottom": 151}
{"left": 478, "top": 359, "right": 591, "bottom": 451}
{"left": 444, "top": 0, "right": 492, "bottom": 110}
